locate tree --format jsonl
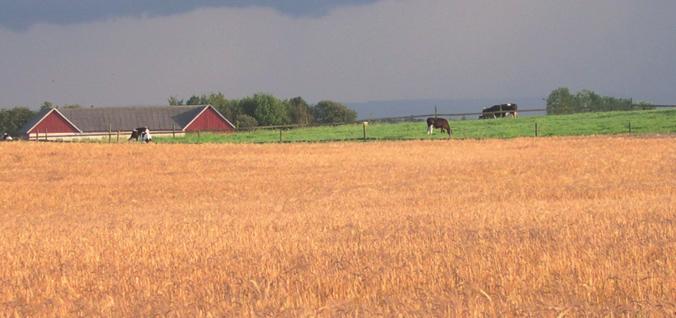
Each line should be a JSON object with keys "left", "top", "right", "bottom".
{"left": 40, "top": 101, "right": 56, "bottom": 112}
{"left": 313, "top": 100, "right": 357, "bottom": 124}
{"left": 169, "top": 92, "right": 246, "bottom": 125}
{"left": 0, "top": 107, "right": 35, "bottom": 136}
{"left": 185, "top": 95, "right": 208, "bottom": 105}
{"left": 171, "top": 93, "right": 226, "bottom": 107}
{"left": 251, "top": 94, "right": 289, "bottom": 126}
{"left": 236, "top": 114, "right": 258, "bottom": 129}
{"left": 635, "top": 101, "right": 655, "bottom": 110}
{"left": 236, "top": 94, "right": 289, "bottom": 126}
{"left": 600, "top": 96, "right": 632, "bottom": 111}
{"left": 238, "top": 95, "right": 258, "bottom": 118}
{"left": 287, "top": 97, "right": 313, "bottom": 126}
{"left": 168, "top": 96, "right": 184, "bottom": 106}
{"left": 547, "top": 87, "right": 644, "bottom": 114}
{"left": 574, "top": 90, "right": 601, "bottom": 113}
{"left": 546, "top": 87, "right": 574, "bottom": 114}
{"left": 205, "top": 92, "right": 228, "bottom": 107}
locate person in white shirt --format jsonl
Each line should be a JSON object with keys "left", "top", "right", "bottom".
{"left": 142, "top": 128, "right": 152, "bottom": 143}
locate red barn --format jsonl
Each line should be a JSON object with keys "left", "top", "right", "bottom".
{"left": 21, "top": 105, "right": 235, "bottom": 140}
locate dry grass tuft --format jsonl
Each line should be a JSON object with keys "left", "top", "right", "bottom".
{"left": 0, "top": 136, "right": 674, "bottom": 316}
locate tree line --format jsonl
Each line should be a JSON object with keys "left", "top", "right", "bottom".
{"left": 168, "top": 93, "right": 358, "bottom": 128}
{"left": 1, "top": 89, "right": 658, "bottom": 137}
{"left": 546, "top": 87, "right": 653, "bottom": 115}
{"left": 0, "top": 95, "right": 358, "bottom": 136}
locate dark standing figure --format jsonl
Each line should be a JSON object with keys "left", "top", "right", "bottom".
{"left": 426, "top": 118, "right": 452, "bottom": 137}
{"left": 479, "top": 103, "right": 518, "bottom": 119}
{"left": 128, "top": 127, "right": 152, "bottom": 143}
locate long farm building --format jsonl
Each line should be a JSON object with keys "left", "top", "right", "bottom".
{"left": 20, "top": 105, "right": 235, "bottom": 140}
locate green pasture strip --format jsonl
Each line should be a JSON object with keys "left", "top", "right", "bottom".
{"left": 155, "top": 109, "right": 675, "bottom": 144}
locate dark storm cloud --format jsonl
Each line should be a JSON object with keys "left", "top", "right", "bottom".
{"left": 0, "top": 0, "right": 376, "bottom": 30}
{"left": 1, "top": 0, "right": 675, "bottom": 108}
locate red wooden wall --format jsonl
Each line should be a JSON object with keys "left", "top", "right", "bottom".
{"left": 27, "top": 111, "right": 79, "bottom": 135}
{"left": 184, "top": 107, "right": 235, "bottom": 132}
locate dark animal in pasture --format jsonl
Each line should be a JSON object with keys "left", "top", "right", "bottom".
{"left": 503, "top": 103, "right": 518, "bottom": 118}
{"left": 479, "top": 103, "right": 518, "bottom": 119}
{"left": 128, "top": 127, "right": 152, "bottom": 143}
{"left": 426, "top": 117, "right": 452, "bottom": 137}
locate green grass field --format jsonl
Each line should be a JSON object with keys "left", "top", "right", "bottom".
{"left": 156, "top": 109, "right": 676, "bottom": 144}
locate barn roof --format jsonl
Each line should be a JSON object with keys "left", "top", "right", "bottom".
{"left": 19, "top": 107, "right": 85, "bottom": 134}
{"left": 20, "top": 105, "right": 237, "bottom": 135}
{"left": 21, "top": 105, "right": 224, "bottom": 134}
{"left": 58, "top": 105, "right": 208, "bottom": 132}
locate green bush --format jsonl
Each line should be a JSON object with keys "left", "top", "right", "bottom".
{"left": 236, "top": 114, "right": 258, "bottom": 129}
{"left": 313, "top": 100, "right": 357, "bottom": 124}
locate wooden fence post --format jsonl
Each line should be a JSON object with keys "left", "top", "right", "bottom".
{"left": 108, "top": 123, "right": 112, "bottom": 143}
{"left": 172, "top": 124, "right": 176, "bottom": 138}
{"left": 535, "top": 122, "right": 538, "bottom": 137}
{"left": 279, "top": 129, "right": 282, "bottom": 143}
{"left": 628, "top": 121, "right": 632, "bottom": 134}
{"left": 363, "top": 122, "right": 368, "bottom": 141}
{"left": 116, "top": 130, "right": 120, "bottom": 143}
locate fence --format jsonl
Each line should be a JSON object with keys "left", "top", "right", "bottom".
{"left": 360, "top": 108, "right": 546, "bottom": 122}
{"left": 24, "top": 129, "right": 185, "bottom": 142}
{"left": 16, "top": 105, "right": 675, "bottom": 143}
{"left": 359, "top": 104, "right": 676, "bottom": 123}
{"left": 210, "top": 106, "right": 674, "bottom": 144}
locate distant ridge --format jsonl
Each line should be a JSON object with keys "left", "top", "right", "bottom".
{"left": 347, "top": 97, "right": 545, "bottom": 120}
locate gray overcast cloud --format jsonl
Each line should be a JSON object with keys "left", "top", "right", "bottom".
{"left": 1, "top": 0, "right": 675, "bottom": 108}
{"left": 0, "top": 0, "right": 377, "bottom": 30}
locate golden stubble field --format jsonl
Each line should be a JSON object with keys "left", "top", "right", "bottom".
{"left": 0, "top": 136, "right": 674, "bottom": 316}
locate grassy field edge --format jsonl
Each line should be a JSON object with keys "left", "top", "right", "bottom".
{"left": 155, "top": 109, "right": 675, "bottom": 144}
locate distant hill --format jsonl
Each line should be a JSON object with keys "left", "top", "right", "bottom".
{"left": 346, "top": 97, "right": 546, "bottom": 120}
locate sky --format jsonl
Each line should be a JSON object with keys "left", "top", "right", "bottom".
{"left": 1, "top": 0, "right": 675, "bottom": 110}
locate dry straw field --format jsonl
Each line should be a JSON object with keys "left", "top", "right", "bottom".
{"left": 0, "top": 136, "right": 674, "bottom": 316}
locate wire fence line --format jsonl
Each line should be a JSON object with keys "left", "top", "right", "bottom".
{"left": 221, "top": 106, "right": 675, "bottom": 143}
{"left": 16, "top": 105, "right": 675, "bottom": 143}
{"left": 238, "top": 105, "right": 675, "bottom": 132}
{"left": 241, "top": 108, "right": 547, "bottom": 131}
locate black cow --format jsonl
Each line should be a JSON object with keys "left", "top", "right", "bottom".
{"left": 479, "top": 103, "right": 518, "bottom": 119}
{"left": 503, "top": 103, "right": 518, "bottom": 118}
{"left": 426, "top": 117, "right": 452, "bottom": 137}
{"left": 128, "top": 127, "right": 152, "bottom": 143}
{"left": 2, "top": 132, "right": 12, "bottom": 141}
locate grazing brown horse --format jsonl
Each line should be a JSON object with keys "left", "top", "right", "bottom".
{"left": 426, "top": 118, "right": 452, "bottom": 137}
